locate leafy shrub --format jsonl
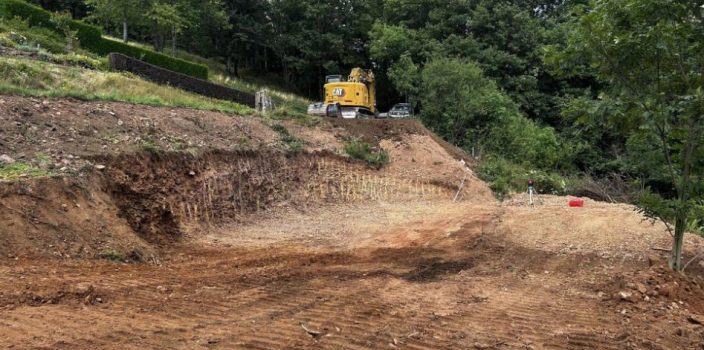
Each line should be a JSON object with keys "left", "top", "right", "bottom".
{"left": 0, "top": 0, "right": 208, "bottom": 79}
{"left": 344, "top": 140, "right": 390, "bottom": 168}
{"left": 477, "top": 156, "right": 568, "bottom": 200}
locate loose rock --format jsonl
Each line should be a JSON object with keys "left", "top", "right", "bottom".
{"left": 0, "top": 154, "right": 16, "bottom": 165}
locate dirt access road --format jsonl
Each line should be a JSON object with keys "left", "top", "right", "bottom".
{"left": 1, "top": 199, "right": 703, "bottom": 350}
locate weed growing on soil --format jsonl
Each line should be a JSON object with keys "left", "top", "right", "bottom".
{"left": 0, "top": 162, "right": 50, "bottom": 180}
{"left": 140, "top": 140, "right": 161, "bottom": 157}
{"left": 344, "top": 140, "right": 390, "bottom": 168}
{"left": 99, "top": 248, "right": 125, "bottom": 262}
{"left": 271, "top": 124, "right": 304, "bottom": 153}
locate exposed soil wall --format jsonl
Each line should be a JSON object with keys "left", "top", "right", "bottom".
{"left": 0, "top": 148, "right": 469, "bottom": 259}
{"left": 96, "top": 150, "right": 462, "bottom": 243}
{"left": 0, "top": 176, "right": 154, "bottom": 260}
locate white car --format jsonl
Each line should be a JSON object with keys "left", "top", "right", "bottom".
{"left": 388, "top": 103, "right": 412, "bottom": 118}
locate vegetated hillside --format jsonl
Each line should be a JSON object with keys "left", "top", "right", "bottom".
{"left": 0, "top": 12, "right": 310, "bottom": 117}
{"left": 0, "top": 95, "right": 491, "bottom": 260}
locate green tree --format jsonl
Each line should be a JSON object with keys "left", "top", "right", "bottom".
{"left": 387, "top": 53, "right": 419, "bottom": 107}
{"left": 560, "top": 0, "right": 704, "bottom": 270}
{"left": 420, "top": 57, "right": 563, "bottom": 169}
{"left": 86, "top": 0, "right": 145, "bottom": 43}
{"left": 50, "top": 11, "right": 78, "bottom": 51}
{"left": 147, "top": 1, "right": 189, "bottom": 54}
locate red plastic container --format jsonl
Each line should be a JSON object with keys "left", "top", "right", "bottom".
{"left": 569, "top": 199, "right": 584, "bottom": 207}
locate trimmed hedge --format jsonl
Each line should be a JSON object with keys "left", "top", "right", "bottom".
{"left": 0, "top": 0, "right": 208, "bottom": 79}
{"left": 93, "top": 38, "right": 208, "bottom": 79}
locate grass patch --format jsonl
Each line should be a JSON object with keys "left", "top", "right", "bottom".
{"left": 99, "top": 248, "right": 125, "bottom": 262}
{"left": 0, "top": 57, "right": 254, "bottom": 115}
{"left": 139, "top": 140, "right": 161, "bottom": 157}
{"left": 344, "top": 140, "right": 390, "bottom": 168}
{"left": 271, "top": 124, "right": 304, "bottom": 153}
{"left": 0, "top": 162, "right": 50, "bottom": 180}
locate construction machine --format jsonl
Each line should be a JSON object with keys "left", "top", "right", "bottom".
{"left": 307, "top": 68, "right": 377, "bottom": 119}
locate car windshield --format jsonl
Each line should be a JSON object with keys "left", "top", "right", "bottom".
{"left": 392, "top": 105, "right": 409, "bottom": 111}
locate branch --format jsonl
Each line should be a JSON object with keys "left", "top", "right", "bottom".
{"left": 683, "top": 250, "right": 704, "bottom": 271}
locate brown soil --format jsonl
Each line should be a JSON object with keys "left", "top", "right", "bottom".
{"left": 2, "top": 95, "right": 704, "bottom": 349}
{"left": 2, "top": 201, "right": 704, "bottom": 349}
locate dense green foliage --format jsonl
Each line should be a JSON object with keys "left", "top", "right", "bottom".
{"left": 553, "top": 0, "right": 704, "bottom": 270}
{"left": 0, "top": 0, "right": 208, "bottom": 79}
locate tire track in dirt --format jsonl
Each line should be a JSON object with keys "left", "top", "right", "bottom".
{"left": 0, "top": 204, "right": 697, "bottom": 349}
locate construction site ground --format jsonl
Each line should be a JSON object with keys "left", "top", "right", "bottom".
{"left": 2, "top": 96, "right": 704, "bottom": 349}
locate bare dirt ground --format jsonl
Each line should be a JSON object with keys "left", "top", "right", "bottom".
{"left": 2, "top": 95, "right": 704, "bottom": 349}
{"left": 2, "top": 199, "right": 704, "bottom": 349}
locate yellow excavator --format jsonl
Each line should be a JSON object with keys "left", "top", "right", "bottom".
{"left": 307, "top": 68, "right": 378, "bottom": 118}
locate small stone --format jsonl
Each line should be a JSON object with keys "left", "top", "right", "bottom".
{"left": 156, "top": 286, "right": 167, "bottom": 293}
{"left": 188, "top": 171, "right": 196, "bottom": 176}
{"left": 636, "top": 283, "right": 648, "bottom": 294}
{"left": 117, "top": 120, "right": 124, "bottom": 126}
{"left": 688, "top": 314, "right": 704, "bottom": 325}
{"left": 0, "top": 154, "right": 16, "bottom": 165}
{"left": 95, "top": 164, "right": 106, "bottom": 170}
{"left": 619, "top": 291, "right": 635, "bottom": 302}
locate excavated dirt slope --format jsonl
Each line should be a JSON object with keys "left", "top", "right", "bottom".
{"left": 1, "top": 95, "right": 704, "bottom": 349}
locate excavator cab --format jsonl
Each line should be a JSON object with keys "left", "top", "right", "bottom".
{"left": 326, "top": 75, "right": 343, "bottom": 83}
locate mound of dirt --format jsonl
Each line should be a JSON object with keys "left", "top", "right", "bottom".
{"left": 380, "top": 134, "right": 491, "bottom": 201}
{"left": 0, "top": 176, "right": 154, "bottom": 260}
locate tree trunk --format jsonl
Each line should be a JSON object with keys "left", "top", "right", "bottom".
{"left": 122, "top": 21, "right": 128, "bottom": 43}
{"left": 172, "top": 27, "right": 177, "bottom": 56}
{"left": 671, "top": 216, "right": 686, "bottom": 271}
{"left": 151, "top": 22, "right": 160, "bottom": 51}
